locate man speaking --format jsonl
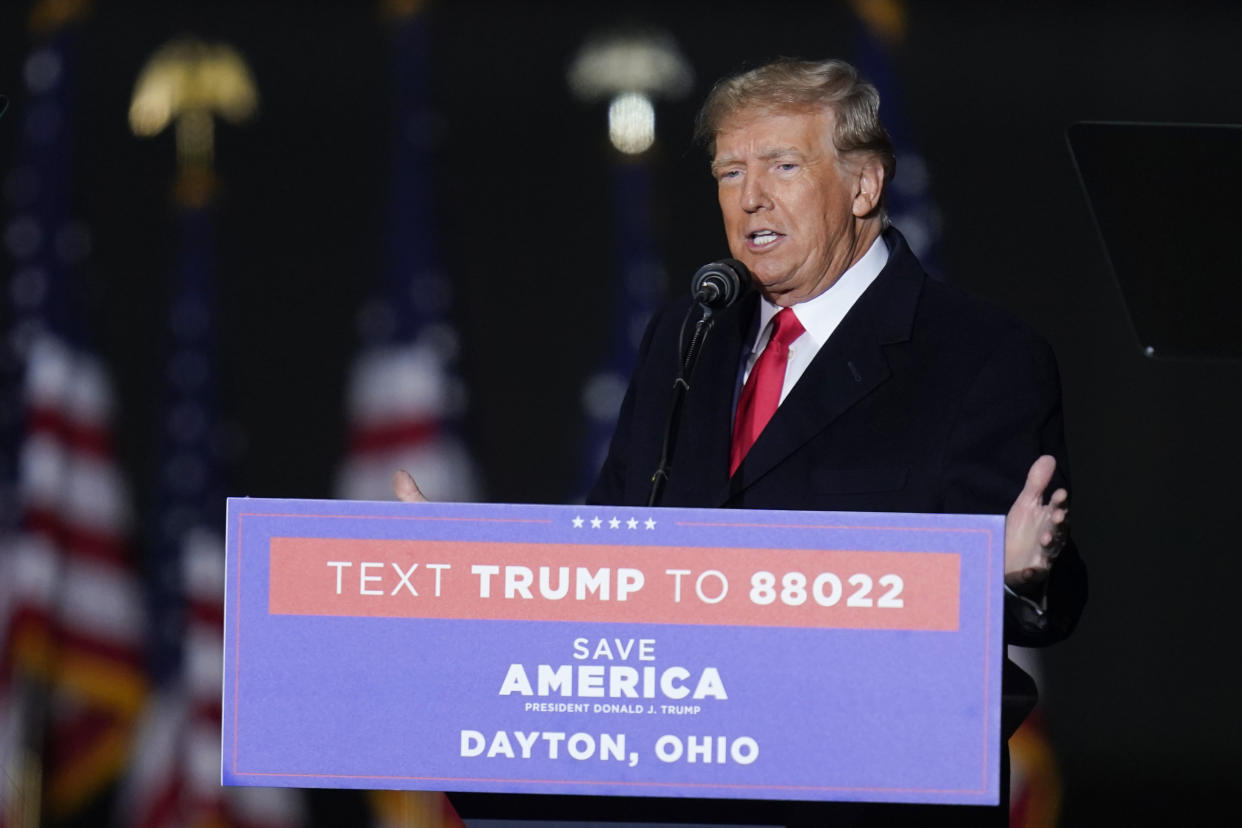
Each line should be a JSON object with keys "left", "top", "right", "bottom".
{"left": 585, "top": 57, "right": 1086, "bottom": 822}
{"left": 399, "top": 57, "right": 1085, "bottom": 824}
{"left": 588, "top": 57, "right": 1084, "bottom": 639}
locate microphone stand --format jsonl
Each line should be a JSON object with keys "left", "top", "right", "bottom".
{"left": 647, "top": 305, "right": 716, "bottom": 507}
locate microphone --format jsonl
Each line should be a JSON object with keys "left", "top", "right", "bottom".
{"left": 650, "top": 259, "right": 748, "bottom": 506}
{"left": 692, "top": 259, "right": 748, "bottom": 310}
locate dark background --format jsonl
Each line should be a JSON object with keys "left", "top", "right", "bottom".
{"left": 3, "top": 0, "right": 1241, "bottom": 824}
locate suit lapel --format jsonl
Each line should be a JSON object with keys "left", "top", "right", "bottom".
{"left": 727, "top": 227, "right": 925, "bottom": 500}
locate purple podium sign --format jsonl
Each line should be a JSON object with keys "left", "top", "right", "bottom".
{"left": 222, "top": 498, "right": 1003, "bottom": 805}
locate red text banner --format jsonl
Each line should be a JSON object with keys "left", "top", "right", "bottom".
{"left": 268, "top": 538, "right": 960, "bottom": 631}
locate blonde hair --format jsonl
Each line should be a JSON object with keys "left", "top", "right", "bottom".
{"left": 695, "top": 57, "right": 896, "bottom": 184}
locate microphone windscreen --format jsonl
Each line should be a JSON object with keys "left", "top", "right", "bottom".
{"left": 691, "top": 259, "right": 749, "bottom": 309}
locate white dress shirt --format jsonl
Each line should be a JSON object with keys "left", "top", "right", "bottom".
{"left": 741, "top": 234, "right": 890, "bottom": 403}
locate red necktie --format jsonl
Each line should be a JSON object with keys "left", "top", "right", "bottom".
{"left": 730, "top": 307, "right": 805, "bottom": 476}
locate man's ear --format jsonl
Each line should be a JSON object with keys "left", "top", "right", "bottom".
{"left": 852, "top": 155, "right": 885, "bottom": 218}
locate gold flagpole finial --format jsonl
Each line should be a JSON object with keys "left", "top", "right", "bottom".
{"left": 129, "top": 38, "right": 259, "bottom": 204}
{"left": 848, "top": 0, "right": 908, "bottom": 44}
{"left": 380, "top": 0, "right": 429, "bottom": 23}
{"left": 29, "top": 0, "right": 92, "bottom": 35}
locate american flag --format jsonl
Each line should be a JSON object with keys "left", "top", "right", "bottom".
{"left": 850, "top": 0, "right": 943, "bottom": 273}
{"left": 1007, "top": 696, "right": 1064, "bottom": 826}
{"left": 334, "top": 7, "right": 473, "bottom": 826}
{"left": 114, "top": 163, "right": 306, "bottom": 825}
{"left": 1, "top": 12, "right": 146, "bottom": 826}
{"left": 335, "top": 7, "right": 478, "bottom": 508}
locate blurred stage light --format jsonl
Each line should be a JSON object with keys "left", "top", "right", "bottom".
{"left": 568, "top": 32, "right": 692, "bottom": 101}
{"left": 608, "top": 92, "right": 655, "bottom": 155}
{"left": 568, "top": 30, "right": 692, "bottom": 156}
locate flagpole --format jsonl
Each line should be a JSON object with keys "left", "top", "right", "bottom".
{"left": 565, "top": 30, "right": 692, "bottom": 502}
{"left": 2, "top": 3, "right": 101, "bottom": 825}
{"left": 121, "top": 37, "right": 307, "bottom": 828}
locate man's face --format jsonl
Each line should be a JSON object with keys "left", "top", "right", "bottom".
{"left": 712, "top": 107, "right": 877, "bottom": 306}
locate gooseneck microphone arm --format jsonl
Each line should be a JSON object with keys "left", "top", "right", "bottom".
{"left": 647, "top": 259, "right": 748, "bottom": 507}
{"left": 646, "top": 313, "right": 712, "bottom": 507}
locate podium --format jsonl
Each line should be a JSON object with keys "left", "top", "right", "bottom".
{"left": 222, "top": 498, "right": 1004, "bottom": 822}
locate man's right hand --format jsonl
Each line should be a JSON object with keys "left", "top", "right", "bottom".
{"left": 393, "top": 469, "right": 428, "bottom": 503}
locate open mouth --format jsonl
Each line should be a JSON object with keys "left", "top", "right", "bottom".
{"left": 748, "top": 230, "right": 783, "bottom": 248}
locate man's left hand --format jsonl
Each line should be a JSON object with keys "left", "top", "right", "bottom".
{"left": 1005, "top": 455, "right": 1068, "bottom": 590}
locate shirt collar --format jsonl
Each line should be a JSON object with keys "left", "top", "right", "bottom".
{"left": 751, "top": 233, "right": 890, "bottom": 351}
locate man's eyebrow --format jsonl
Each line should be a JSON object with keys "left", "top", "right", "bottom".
{"left": 757, "top": 146, "right": 804, "bottom": 161}
{"left": 710, "top": 146, "right": 803, "bottom": 175}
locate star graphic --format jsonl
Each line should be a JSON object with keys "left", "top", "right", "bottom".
{"left": 572, "top": 516, "right": 584, "bottom": 528}
{"left": 644, "top": 518, "right": 656, "bottom": 530}
{"left": 609, "top": 517, "right": 621, "bottom": 529}
{"left": 626, "top": 517, "right": 638, "bottom": 529}
{"left": 591, "top": 516, "right": 602, "bottom": 529}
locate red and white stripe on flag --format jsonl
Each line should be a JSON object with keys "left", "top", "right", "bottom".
{"left": 337, "top": 344, "right": 476, "bottom": 826}
{"left": 1, "top": 332, "right": 146, "bottom": 822}
{"left": 337, "top": 342, "right": 479, "bottom": 504}
{"left": 119, "top": 528, "right": 305, "bottom": 828}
